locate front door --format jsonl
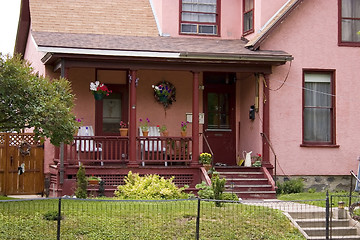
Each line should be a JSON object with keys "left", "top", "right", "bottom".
{"left": 95, "top": 84, "right": 128, "bottom": 136}
{"left": 203, "top": 73, "right": 236, "bottom": 165}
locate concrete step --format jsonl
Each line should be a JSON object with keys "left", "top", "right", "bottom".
{"left": 307, "top": 236, "right": 360, "bottom": 240}
{"left": 296, "top": 218, "right": 349, "bottom": 228}
{"left": 289, "top": 211, "right": 326, "bottom": 219}
{"left": 303, "top": 226, "right": 358, "bottom": 237}
{"left": 230, "top": 191, "right": 277, "bottom": 199}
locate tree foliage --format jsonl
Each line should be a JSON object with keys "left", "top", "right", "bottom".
{"left": 0, "top": 54, "right": 79, "bottom": 145}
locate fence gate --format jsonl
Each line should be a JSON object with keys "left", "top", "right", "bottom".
{"left": 0, "top": 133, "right": 44, "bottom": 195}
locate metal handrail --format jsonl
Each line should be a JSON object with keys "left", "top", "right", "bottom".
{"left": 200, "top": 133, "right": 214, "bottom": 166}
{"left": 349, "top": 170, "right": 360, "bottom": 207}
{"left": 260, "top": 132, "right": 277, "bottom": 187}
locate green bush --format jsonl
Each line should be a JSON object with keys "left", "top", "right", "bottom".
{"left": 222, "top": 192, "right": 239, "bottom": 201}
{"left": 43, "top": 211, "right": 61, "bottom": 221}
{"left": 114, "top": 171, "right": 189, "bottom": 199}
{"left": 276, "top": 178, "right": 304, "bottom": 194}
{"left": 75, "top": 164, "right": 87, "bottom": 199}
{"left": 195, "top": 181, "right": 214, "bottom": 199}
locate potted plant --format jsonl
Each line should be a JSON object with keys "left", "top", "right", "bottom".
{"left": 87, "top": 175, "right": 101, "bottom": 185}
{"left": 119, "top": 121, "right": 128, "bottom": 136}
{"left": 199, "top": 152, "right": 212, "bottom": 171}
{"left": 158, "top": 124, "right": 168, "bottom": 136}
{"left": 180, "top": 121, "right": 189, "bottom": 137}
{"left": 139, "top": 118, "right": 150, "bottom": 136}
{"left": 90, "top": 81, "right": 112, "bottom": 100}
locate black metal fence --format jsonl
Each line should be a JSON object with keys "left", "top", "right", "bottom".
{"left": 0, "top": 197, "right": 335, "bottom": 240}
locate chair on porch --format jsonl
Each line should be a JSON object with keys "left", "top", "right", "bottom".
{"left": 76, "top": 126, "right": 103, "bottom": 165}
{"left": 139, "top": 126, "right": 167, "bottom": 166}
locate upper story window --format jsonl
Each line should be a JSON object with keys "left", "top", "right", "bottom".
{"left": 339, "top": 0, "right": 360, "bottom": 46}
{"left": 243, "top": 0, "right": 254, "bottom": 35}
{"left": 303, "top": 71, "right": 336, "bottom": 146}
{"left": 180, "top": 0, "right": 219, "bottom": 36}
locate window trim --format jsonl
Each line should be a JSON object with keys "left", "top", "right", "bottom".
{"left": 179, "top": 0, "right": 221, "bottom": 36}
{"left": 302, "top": 69, "right": 337, "bottom": 146}
{"left": 243, "top": 0, "right": 254, "bottom": 36}
{"left": 338, "top": 0, "right": 360, "bottom": 47}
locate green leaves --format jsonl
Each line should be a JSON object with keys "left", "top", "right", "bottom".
{"left": 0, "top": 54, "right": 79, "bottom": 146}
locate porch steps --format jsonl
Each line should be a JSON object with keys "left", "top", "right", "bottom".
{"left": 288, "top": 212, "right": 360, "bottom": 240}
{"left": 215, "top": 167, "right": 276, "bottom": 199}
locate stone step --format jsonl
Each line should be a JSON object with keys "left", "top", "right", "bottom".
{"left": 289, "top": 211, "right": 326, "bottom": 219}
{"left": 307, "top": 236, "right": 360, "bottom": 240}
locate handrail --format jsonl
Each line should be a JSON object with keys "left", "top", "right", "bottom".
{"left": 260, "top": 132, "right": 277, "bottom": 187}
{"left": 349, "top": 170, "right": 360, "bottom": 208}
{"left": 350, "top": 170, "right": 360, "bottom": 184}
{"left": 200, "top": 133, "right": 214, "bottom": 166}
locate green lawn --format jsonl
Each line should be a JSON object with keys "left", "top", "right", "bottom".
{"left": 0, "top": 198, "right": 305, "bottom": 240}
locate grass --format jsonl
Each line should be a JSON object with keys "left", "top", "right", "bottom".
{"left": 0, "top": 196, "right": 14, "bottom": 200}
{"left": 0, "top": 198, "right": 305, "bottom": 240}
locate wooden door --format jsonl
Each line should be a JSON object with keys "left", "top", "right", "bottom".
{"left": 0, "top": 133, "right": 44, "bottom": 195}
{"left": 203, "top": 73, "right": 236, "bottom": 166}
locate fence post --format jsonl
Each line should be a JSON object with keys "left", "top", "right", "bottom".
{"left": 57, "top": 197, "right": 62, "bottom": 240}
{"left": 325, "top": 191, "right": 329, "bottom": 240}
{"left": 195, "top": 198, "right": 201, "bottom": 240}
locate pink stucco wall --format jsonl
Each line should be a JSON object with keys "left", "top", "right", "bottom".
{"left": 153, "top": 0, "right": 243, "bottom": 39}
{"left": 261, "top": 0, "right": 360, "bottom": 175}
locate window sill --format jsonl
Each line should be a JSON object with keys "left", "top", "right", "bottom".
{"left": 300, "top": 144, "right": 340, "bottom": 148}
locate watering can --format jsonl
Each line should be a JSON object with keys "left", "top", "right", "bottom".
{"left": 243, "top": 151, "right": 252, "bottom": 167}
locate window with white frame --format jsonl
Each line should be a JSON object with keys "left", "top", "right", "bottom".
{"left": 180, "top": 0, "right": 219, "bottom": 35}
{"left": 243, "top": 0, "right": 254, "bottom": 35}
{"left": 303, "top": 71, "right": 335, "bottom": 145}
{"left": 339, "top": 0, "right": 360, "bottom": 45}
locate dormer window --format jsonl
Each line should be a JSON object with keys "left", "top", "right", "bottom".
{"left": 339, "top": 0, "right": 360, "bottom": 46}
{"left": 243, "top": 0, "right": 254, "bottom": 35}
{"left": 180, "top": 0, "right": 220, "bottom": 36}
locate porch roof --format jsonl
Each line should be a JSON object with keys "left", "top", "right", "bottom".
{"left": 32, "top": 31, "right": 293, "bottom": 69}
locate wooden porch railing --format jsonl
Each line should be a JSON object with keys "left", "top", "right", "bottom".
{"left": 55, "top": 136, "right": 192, "bottom": 166}
{"left": 137, "top": 137, "right": 192, "bottom": 166}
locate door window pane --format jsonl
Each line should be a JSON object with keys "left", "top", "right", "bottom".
{"left": 207, "top": 93, "right": 230, "bottom": 129}
{"left": 102, "top": 93, "right": 122, "bottom": 133}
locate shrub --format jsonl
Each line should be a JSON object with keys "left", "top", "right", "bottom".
{"left": 276, "top": 178, "right": 304, "bottom": 194}
{"left": 222, "top": 192, "right": 239, "bottom": 201}
{"left": 114, "top": 171, "right": 189, "bottom": 200}
{"left": 195, "top": 181, "right": 214, "bottom": 199}
{"left": 43, "top": 211, "right": 61, "bottom": 221}
{"left": 75, "top": 164, "right": 87, "bottom": 199}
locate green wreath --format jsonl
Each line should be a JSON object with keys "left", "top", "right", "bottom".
{"left": 152, "top": 81, "right": 176, "bottom": 109}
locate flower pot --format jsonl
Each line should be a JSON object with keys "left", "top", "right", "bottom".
{"left": 142, "top": 131, "right": 149, "bottom": 136}
{"left": 162, "top": 130, "right": 169, "bottom": 137}
{"left": 180, "top": 131, "right": 187, "bottom": 137}
{"left": 119, "top": 128, "right": 128, "bottom": 136}
{"left": 93, "top": 92, "right": 104, "bottom": 100}
{"left": 203, "top": 164, "right": 212, "bottom": 172}
{"left": 88, "top": 180, "right": 99, "bottom": 185}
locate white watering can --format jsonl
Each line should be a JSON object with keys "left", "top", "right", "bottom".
{"left": 243, "top": 151, "right": 252, "bottom": 167}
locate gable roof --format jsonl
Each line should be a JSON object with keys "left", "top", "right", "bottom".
{"left": 30, "top": 0, "right": 159, "bottom": 37}
{"left": 245, "top": 0, "right": 303, "bottom": 50}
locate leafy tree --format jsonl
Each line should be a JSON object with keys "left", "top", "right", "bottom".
{"left": 0, "top": 54, "right": 79, "bottom": 145}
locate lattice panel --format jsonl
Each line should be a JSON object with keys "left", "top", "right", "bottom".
{"left": 8, "top": 134, "right": 41, "bottom": 147}
{"left": 0, "top": 134, "right": 5, "bottom": 146}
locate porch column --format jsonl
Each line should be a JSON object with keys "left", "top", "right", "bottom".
{"left": 262, "top": 74, "right": 272, "bottom": 169}
{"left": 190, "top": 71, "right": 200, "bottom": 166}
{"left": 59, "top": 59, "right": 69, "bottom": 185}
{"left": 128, "top": 69, "right": 139, "bottom": 167}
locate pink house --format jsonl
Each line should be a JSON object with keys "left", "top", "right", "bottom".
{"left": 13, "top": 0, "right": 360, "bottom": 197}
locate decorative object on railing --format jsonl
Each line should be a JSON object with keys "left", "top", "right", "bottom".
{"left": 199, "top": 152, "right": 212, "bottom": 171}
{"left": 90, "top": 81, "right": 112, "bottom": 100}
{"left": 119, "top": 121, "right": 128, "bottom": 136}
{"left": 139, "top": 118, "right": 150, "bottom": 136}
{"left": 158, "top": 125, "right": 168, "bottom": 136}
{"left": 87, "top": 175, "right": 101, "bottom": 185}
{"left": 180, "top": 121, "right": 189, "bottom": 137}
{"left": 152, "top": 81, "right": 176, "bottom": 110}
{"left": 18, "top": 141, "right": 31, "bottom": 156}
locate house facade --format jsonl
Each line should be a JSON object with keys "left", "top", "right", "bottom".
{"left": 13, "top": 0, "right": 360, "bottom": 196}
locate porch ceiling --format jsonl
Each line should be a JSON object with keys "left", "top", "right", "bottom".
{"left": 32, "top": 31, "right": 293, "bottom": 72}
